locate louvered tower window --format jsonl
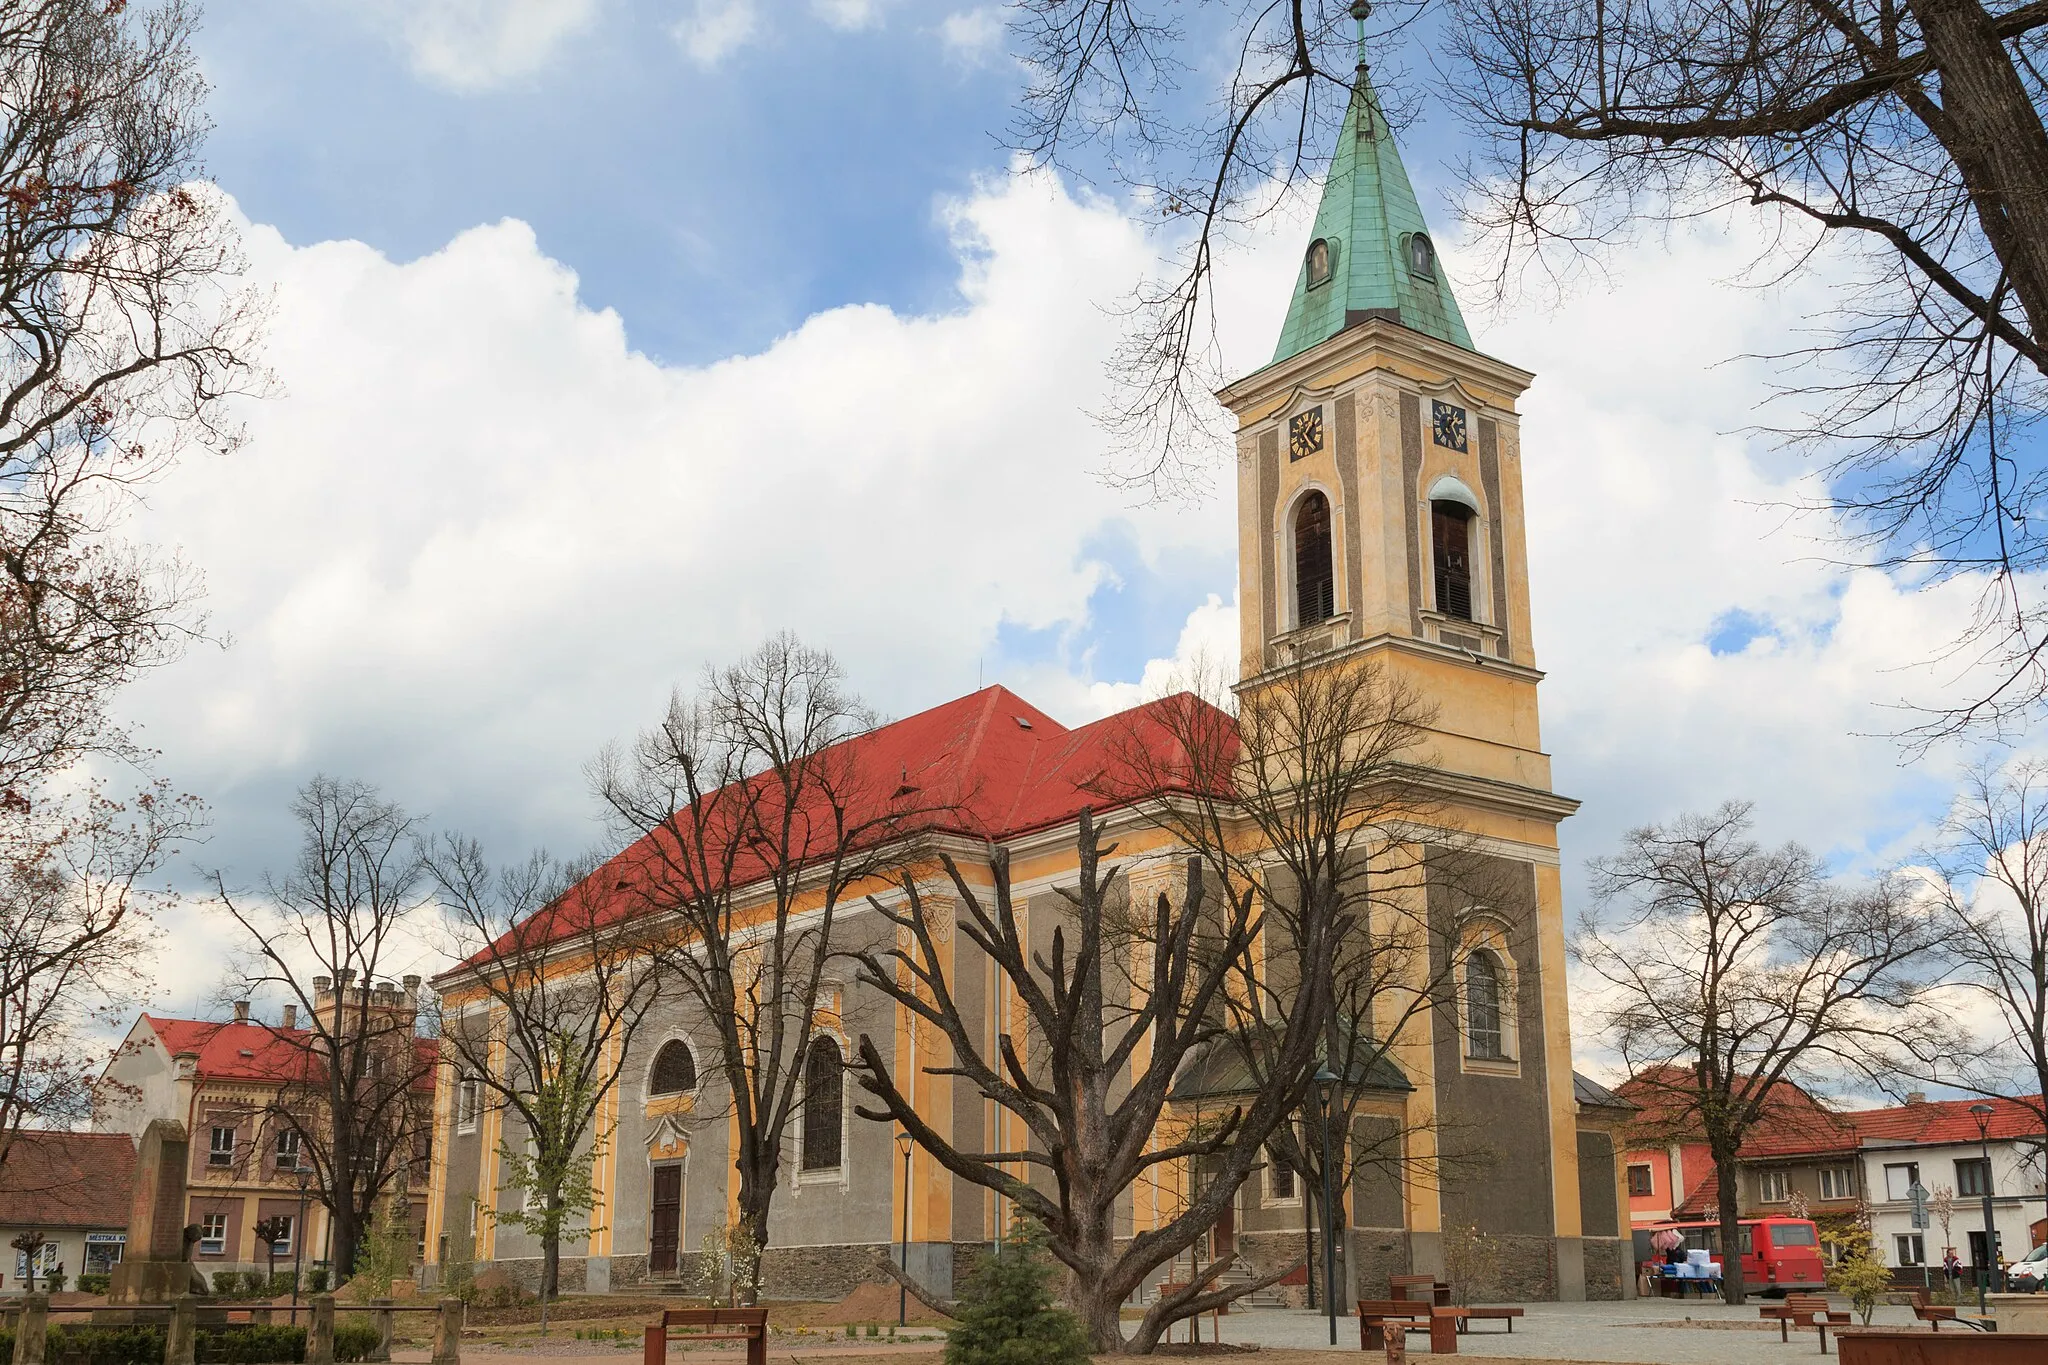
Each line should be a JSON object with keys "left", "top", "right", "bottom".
{"left": 1431, "top": 500, "right": 1474, "bottom": 621}
{"left": 1294, "top": 492, "right": 1335, "bottom": 627}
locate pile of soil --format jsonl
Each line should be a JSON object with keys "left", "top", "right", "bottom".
{"left": 828, "top": 1281, "right": 953, "bottom": 1327}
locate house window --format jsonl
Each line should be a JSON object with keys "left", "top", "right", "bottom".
{"left": 1627, "top": 1164, "right": 1654, "bottom": 1197}
{"left": 1294, "top": 492, "right": 1335, "bottom": 627}
{"left": 1884, "top": 1162, "right": 1920, "bottom": 1201}
{"left": 1759, "top": 1170, "right": 1791, "bottom": 1203}
{"left": 1968, "top": 1229, "right": 2003, "bottom": 1268}
{"left": 198, "top": 1213, "right": 228, "bottom": 1254}
{"left": 649, "top": 1040, "right": 698, "bottom": 1096}
{"left": 1819, "top": 1166, "right": 1855, "bottom": 1201}
{"left": 799, "top": 1036, "right": 844, "bottom": 1173}
{"left": 1465, "top": 949, "right": 1505, "bottom": 1059}
{"left": 269, "top": 1216, "right": 294, "bottom": 1256}
{"left": 1957, "top": 1158, "right": 1993, "bottom": 1198}
{"left": 275, "top": 1130, "right": 302, "bottom": 1170}
{"left": 1895, "top": 1234, "right": 1926, "bottom": 1267}
{"left": 457, "top": 1078, "right": 481, "bottom": 1133}
{"left": 209, "top": 1126, "right": 236, "bottom": 1167}
{"left": 1305, "top": 238, "right": 1333, "bottom": 289}
{"left": 1267, "top": 1146, "right": 1296, "bottom": 1202}
{"left": 1431, "top": 501, "right": 1474, "bottom": 620}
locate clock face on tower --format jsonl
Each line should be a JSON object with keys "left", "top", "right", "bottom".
{"left": 1432, "top": 400, "right": 1469, "bottom": 452}
{"left": 1288, "top": 406, "right": 1324, "bottom": 461}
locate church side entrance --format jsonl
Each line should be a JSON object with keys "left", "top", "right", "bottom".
{"left": 649, "top": 1163, "right": 682, "bottom": 1277}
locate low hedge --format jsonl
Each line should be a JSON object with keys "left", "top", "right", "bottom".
{"left": 0, "top": 1320, "right": 380, "bottom": 1364}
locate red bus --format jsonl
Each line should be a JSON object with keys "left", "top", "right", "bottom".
{"left": 1637, "top": 1217, "right": 1828, "bottom": 1295}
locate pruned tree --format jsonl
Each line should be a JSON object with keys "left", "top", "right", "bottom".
{"left": 426, "top": 839, "right": 663, "bottom": 1306}
{"left": 1443, "top": 0, "right": 2048, "bottom": 742}
{"left": 1098, "top": 658, "right": 1506, "bottom": 1315}
{"left": 0, "top": 778, "right": 202, "bottom": 1170}
{"left": 211, "top": 776, "right": 435, "bottom": 1281}
{"left": 1579, "top": 802, "right": 1948, "bottom": 1303}
{"left": 1919, "top": 757, "right": 2048, "bottom": 1145}
{"left": 849, "top": 806, "right": 1332, "bottom": 1355}
{"left": 0, "top": 0, "right": 261, "bottom": 791}
{"left": 591, "top": 634, "right": 916, "bottom": 1302}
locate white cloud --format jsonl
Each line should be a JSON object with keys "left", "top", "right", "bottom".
{"left": 352, "top": 0, "right": 600, "bottom": 91}
{"left": 814, "top": 0, "right": 884, "bottom": 30}
{"left": 937, "top": 5, "right": 1004, "bottom": 59}
{"left": 672, "top": 0, "right": 760, "bottom": 65}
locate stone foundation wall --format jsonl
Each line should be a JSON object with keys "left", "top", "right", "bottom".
{"left": 476, "top": 1256, "right": 589, "bottom": 1294}
{"left": 1582, "top": 1238, "right": 1625, "bottom": 1301}
{"left": 758, "top": 1244, "right": 892, "bottom": 1301}
{"left": 1484, "top": 1235, "right": 1557, "bottom": 1303}
{"left": 1347, "top": 1227, "right": 1413, "bottom": 1301}
{"left": 1236, "top": 1230, "right": 1313, "bottom": 1308}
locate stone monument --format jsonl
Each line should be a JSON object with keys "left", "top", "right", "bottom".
{"left": 107, "top": 1119, "right": 207, "bottom": 1304}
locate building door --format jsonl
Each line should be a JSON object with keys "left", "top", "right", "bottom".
{"left": 649, "top": 1164, "right": 682, "bottom": 1276}
{"left": 1210, "top": 1191, "right": 1236, "bottom": 1261}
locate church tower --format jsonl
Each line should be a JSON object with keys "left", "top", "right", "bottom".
{"left": 1216, "top": 10, "right": 1614, "bottom": 1301}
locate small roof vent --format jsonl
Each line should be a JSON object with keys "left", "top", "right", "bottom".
{"left": 1014, "top": 716, "right": 1033, "bottom": 729}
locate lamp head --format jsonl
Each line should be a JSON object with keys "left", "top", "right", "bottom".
{"left": 896, "top": 1129, "right": 913, "bottom": 1155}
{"left": 1969, "top": 1101, "right": 1995, "bottom": 1136}
{"left": 1313, "top": 1063, "right": 1340, "bottom": 1096}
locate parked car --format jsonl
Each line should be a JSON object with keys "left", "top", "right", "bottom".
{"left": 2009, "top": 1245, "right": 2048, "bottom": 1292}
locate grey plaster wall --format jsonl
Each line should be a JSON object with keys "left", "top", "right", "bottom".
{"left": 1429, "top": 853, "right": 1557, "bottom": 1244}
{"left": 1577, "top": 1130, "right": 1620, "bottom": 1238}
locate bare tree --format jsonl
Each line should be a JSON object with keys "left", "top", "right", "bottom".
{"left": 591, "top": 634, "right": 915, "bottom": 1302}
{"left": 0, "top": 779, "right": 201, "bottom": 1170}
{"left": 1098, "top": 658, "right": 1504, "bottom": 1311}
{"left": 848, "top": 809, "right": 1331, "bottom": 1354}
{"left": 1920, "top": 758, "right": 2048, "bottom": 1142}
{"left": 426, "top": 839, "right": 664, "bottom": 1306}
{"left": 1579, "top": 802, "right": 1948, "bottom": 1303}
{"left": 211, "top": 777, "right": 435, "bottom": 1281}
{"left": 0, "top": 0, "right": 261, "bottom": 790}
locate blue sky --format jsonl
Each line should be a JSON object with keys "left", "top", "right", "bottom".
{"left": 105, "top": 0, "right": 2019, "bottom": 1013}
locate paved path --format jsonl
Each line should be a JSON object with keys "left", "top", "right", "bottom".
{"left": 1187, "top": 1299, "right": 1940, "bottom": 1361}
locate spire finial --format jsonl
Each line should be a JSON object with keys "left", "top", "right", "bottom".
{"left": 1351, "top": 1, "right": 1371, "bottom": 71}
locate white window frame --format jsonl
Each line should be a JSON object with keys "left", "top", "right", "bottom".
{"left": 1455, "top": 919, "right": 1521, "bottom": 1074}
{"left": 643, "top": 1036, "right": 702, "bottom": 1102}
{"left": 208, "top": 1125, "right": 236, "bottom": 1167}
{"left": 1278, "top": 481, "right": 1346, "bottom": 634}
{"left": 1819, "top": 1166, "right": 1855, "bottom": 1201}
{"left": 794, "top": 1033, "right": 851, "bottom": 1187}
{"left": 1758, "top": 1169, "right": 1791, "bottom": 1203}
{"left": 456, "top": 1077, "right": 481, "bottom": 1134}
{"left": 1884, "top": 1162, "right": 1920, "bottom": 1202}
{"left": 269, "top": 1215, "right": 294, "bottom": 1256}
{"left": 275, "top": 1129, "right": 302, "bottom": 1171}
{"left": 1263, "top": 1137, "right": 1299, "bottom": 1206}
{"left": 198, "top": 1213, "right": 228, "bottom": 1254}
{"left": 1895, "top": 1233, "right": 1925, "bottom": 1267}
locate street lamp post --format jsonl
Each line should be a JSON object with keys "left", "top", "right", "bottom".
{"left": 1315, "top": 1063, "right": 1340, "bottom": 1348}
{"left": 1970, "top": 1103, "right": 1996, "bottom": 1313}
{"left": 896, "top": 1130, "right": 914, "bottom": 1328}
{"left": 293, "top": 1166, "right": 310, "bottom": 1311}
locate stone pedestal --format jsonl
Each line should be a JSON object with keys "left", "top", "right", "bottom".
{"left": 107, "top": 1119, "right": 208, "bottom": 1305}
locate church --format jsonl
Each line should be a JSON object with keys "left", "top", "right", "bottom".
{"left": 421, "top": 48, "right": 1633, "bottom": 1307}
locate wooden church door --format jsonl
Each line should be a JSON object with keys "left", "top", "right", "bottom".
{"left": 649, "top": 1164, "right": 682, "bottom": 1275}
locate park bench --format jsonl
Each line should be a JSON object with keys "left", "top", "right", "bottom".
{"left": 1757, "top": 1294, "right": 1850, "bottom": 1352}
{"left": 1443, "top": 1305, "right": 1524, "bottom": 1334}
{"left": 1356, "top": 1298, "right": 1432, "bottom": 1350}
{"left": 1904, "top": 1286, "right": 1983, "bottom": 1331}
{"left": 1389, "top": 1274, "right": 1451, "bottom": 1305}
{"left": 642, "top": 1308, "right": 767, "bottom": 1365}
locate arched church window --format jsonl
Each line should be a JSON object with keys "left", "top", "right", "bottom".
{"left": 648, "top": 1040, "right": 697, "bottom": 1096}
{"left": 1431, "top": 500, "right": 1474, "bottom": 621}
{"left": 800, "top": 1036, "right": 843, "bottom": 1172}
{"left": 1305, "top": 237, "right": 1333, "bottom": 289}
{"left": 1466, "top": 950, "right": 1505, "bottom": 1059}
{"left": 1294, "top": 492, "right": 1336, "bottom": 627}
{"left": 1408, "top": 232, "right": 1437, "bottom": 279}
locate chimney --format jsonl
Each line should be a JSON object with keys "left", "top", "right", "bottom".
{"left": 173, "top": 1050, "right": 200, "bottom": 1124}
{"left": 402, "top": 975, "right": 421, "bottom": 993}
{"left": 312, "top": 976, "right": 331, "bottom": 993}
{"left": 233, "top": 1000, "right": 249, "bottom": 1023}
{"left": 1907, "top": 1092, "right": 1928, "bottom": 1105}
{"left": 281, "top": 1004, "right": 297, "bottom": 1030}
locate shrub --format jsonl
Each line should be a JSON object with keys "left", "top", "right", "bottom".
{"left": 76, "top": 1274, "right": 111, "bottom": 1295}
{"left": 307, "top": 1268, "right": 329, "bottom": 1293}
{"left": 267, "top": 1272, "right": 298, "bottom": 1298}
{"left": 332, "top": 1323, "right": 379, "bottom": 1363}
{"left": 1828, "top": 1252, "right": 1895, "bottom": 1325}
{"left": 44, "top": 1267, "right": 67, "bottom": 1293}
{"left": 197, "top": 1326, "right": 308, "bottom": 1363}
{"left": 210, "top": 1271, "right": 242, "bottom": 1297}
{"left": 944, "top": 1222, "right": 1088, "bottom": 1365}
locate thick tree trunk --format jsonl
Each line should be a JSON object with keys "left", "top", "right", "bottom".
{"left": 1067, "top": 1214, "right": 1128, "bottom": 1353}
{"left": 1713, "top": 1142, "right": 1747, "bottom": 1305}
{"left": 738, "top": 1174, "right": 773, "bottom": 1307}
{"left": 1910, "top": 0, "right": 2048, "bottom": 362}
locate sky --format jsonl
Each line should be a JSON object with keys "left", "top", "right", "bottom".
{"left": 100, "top": 0, "right": 2020, "bottom": 1034}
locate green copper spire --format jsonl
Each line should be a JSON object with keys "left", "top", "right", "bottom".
{"left": 1269, "top": 8, "right": 1473, "bottom": 363}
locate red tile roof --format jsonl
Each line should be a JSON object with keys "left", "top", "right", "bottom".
{"left": 1616, "top": 1068, "right": 1860, "bottom": 1159}
{"left": 1846, "top": 1095, "right": 2043, "bottom": 1147}
{"left": 0, "top": 1131, "right": 136, "bottom": 1229}
{"left": 1672, "top": 1167, "right": 1720, "bottom": 1221}
{"left": 452, "top": 685, "right": 1231, "bottom": 973}
{"left": 142, "top": 1016, "right": 437, "bottom": 1090}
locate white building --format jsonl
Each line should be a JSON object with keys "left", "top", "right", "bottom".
{"left": 1854, "top": 1096, "right": 2045, "bottom": 1278}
